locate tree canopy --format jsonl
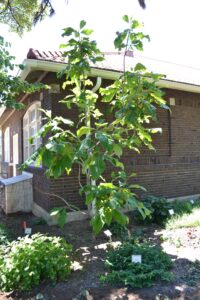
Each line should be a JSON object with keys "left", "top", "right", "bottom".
{"left": 0, "top": 0, "right": 146, "bottom": 35}
{"left": 0, "top": 36, "right": 45, "bottom": 108}
{"left": 0, "top": 0, "right": 54, "bottom": 34}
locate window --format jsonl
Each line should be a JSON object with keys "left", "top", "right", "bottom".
{"left": 23, "top": 102, "right": 41, "bottom": 161}
{"left": 4, "top": 127, "right": 10, "bottom": 162}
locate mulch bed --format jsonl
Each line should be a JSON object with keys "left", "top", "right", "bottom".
{"left": 0, "top": 210, "right": 200, "bottom": 300}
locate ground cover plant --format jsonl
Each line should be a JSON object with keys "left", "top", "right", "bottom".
{"left": 180, "top": 260, "right": 200, "bottom": 287}
{"left": 0, "top": 233, "right": 72, "bottom": 292}
{"left": 134, "top": 195, "right": 200, "bottom": 226}
{"left": 101, "top": 241, "right": 173, "bottom": 288}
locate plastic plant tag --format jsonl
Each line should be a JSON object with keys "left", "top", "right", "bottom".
{"left": 23, "top": 221, "right": 27, "bottom": 229}
{"left": 131, "top": 255, "right": 142, "bottom": 264}
{"left": 104, "top": 230, "right": 112, "bottom": 238}
{"left": 190, "top": 200, "right": 194, "bottom": 204}
{"left": 24, "top": 228, "right": 32, "bottom": 235}
{"left": 168, "top": 209, "right": 174, "bottom": 215}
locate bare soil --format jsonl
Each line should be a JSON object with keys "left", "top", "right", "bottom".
{"left": 0, "top": 210, "right": 200, "bottom": 300}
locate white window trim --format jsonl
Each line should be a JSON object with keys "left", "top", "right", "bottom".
{"left": 4, "top": 127, "right": 10, "bottom": 162}
{"left": 23, "top": 102, "right": 41, "bottom": 162}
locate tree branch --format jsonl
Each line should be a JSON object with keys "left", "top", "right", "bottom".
{"left": 35, "top": 186, "right": 79, "bottom": 212}
{"left": 33, "top": 0, "right": 55, "bottom": 25}
{"left": 7, "top": 0, "right": 22, "bottom": 30}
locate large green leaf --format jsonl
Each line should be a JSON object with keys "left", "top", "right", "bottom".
{"left": 95, "top": 132, "right": 113, "bottom": 151}
{"left": 91, "top": 215, "right": 104, "bottom": 234}
{"left": 90, "top": 156, "right": 106, "bottom": 180}
{"left": 113, "top": 210, "right": 129, "bottom": 226}
{"left": 77, "top": 126, "right": 91, "bottom": 138}
{"left": 80, "top": 20, "right": 86, "bottom": 29}
{"left": 113, "top": 144, "right": 123, "bottom": 157}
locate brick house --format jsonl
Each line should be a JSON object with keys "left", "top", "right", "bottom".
{"left": 1, "top": 49, "right": 200, "bottom": 222}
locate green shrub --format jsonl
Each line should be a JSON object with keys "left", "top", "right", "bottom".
{"left": 134, "top": 195, "right": 200, "bottom": 225}
{"left": 101, "top": 242, "right": 173, "bottom": 288}
{"left": 0, "top": 224, "right": 12, "bottom": 245}
{"left": 134, "top": 195, "right": 171, "bottom": 225}
{"left": 0, "top": 233, "right": 72, "bottom": 291}
{"left": 107, "top": 222, "right": 129, "bottom": 240}
{"left": 172, "top": 200, "right": 193, "bottom": 216}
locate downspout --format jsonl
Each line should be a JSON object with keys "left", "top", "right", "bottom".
{"left": 89, "top": 76, "right": 102, "bottom": 217}
{"left": 92, "top": 76, "right": 102, "bottom": 93}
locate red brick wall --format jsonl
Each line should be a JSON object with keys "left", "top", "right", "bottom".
{"left": 2, "top": 73, "right": 200, "bottom": 212}
{"left": 44, "top": 85, "right": 200, "bottom": 211}
{"left": 132, "top": 89, "right": 200, "bottom": 198}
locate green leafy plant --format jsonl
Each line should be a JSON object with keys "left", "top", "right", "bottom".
{"left": 0, "top": 224, "right": 12, "bottom": 245}
{"left": 134, "top": 195, "right": 172, "bottom": 225}
{"left": 171, "top": 200, "right": 194, "bottom": 216}
{"left": 106, "top": 222, "right": 129, "bottom": 240}
{"left": 134, "top": 196, "right": 200, "bottom": 226}
{"left": 101, "top": 242, "right": 173, "bottom": 288}
{"left": 25, "top": 16, "right": 168, "bottom": 233}
{"left": 0, "top": 233, "right": 72, "bottom": 291}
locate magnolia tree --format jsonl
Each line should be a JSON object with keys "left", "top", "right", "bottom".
{"left": 27, "top": 16, "right": 167, "bottom": 233}
{"left": 0, "top": 36, "right": 44, "bottom": 108}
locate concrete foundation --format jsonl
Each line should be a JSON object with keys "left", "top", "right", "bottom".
{"left": 32, "top": 202, "right": 89, "bottom": 225}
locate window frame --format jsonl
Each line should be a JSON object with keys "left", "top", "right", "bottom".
{"left": 23, "top": 102, "right": 41, "bottom": 162}
{"left": 4, "top": 127, "right": 10, "bottom": 162}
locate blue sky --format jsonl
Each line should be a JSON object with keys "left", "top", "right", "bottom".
{"left": 1, "top": 0, "right": 200, "bottom": 67}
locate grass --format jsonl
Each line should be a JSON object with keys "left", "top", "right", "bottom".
{"left": 166, "top": 207, "right": 200, "bottom": 229}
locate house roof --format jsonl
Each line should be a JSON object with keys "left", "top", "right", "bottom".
{"left": 1, "top": 49, "right": 200, "bottom": 126}
{"left": 27, "top": 48, "right": 200, "bottom": 87}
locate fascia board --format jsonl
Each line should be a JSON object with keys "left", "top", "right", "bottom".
{"left": 19, "top": 59, "right": 200, "bottom": 94}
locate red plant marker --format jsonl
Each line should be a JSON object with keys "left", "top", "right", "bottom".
{"left": 23, "top": 221, "right": 27, "bottom": 229}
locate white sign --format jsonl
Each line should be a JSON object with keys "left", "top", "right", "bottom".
{"left": 131, "top": 255, "right": 142, "bottom": 264}
{"left": 25, "top": 228, "right": 32, "bottom": 235}
{"left": 104, "top": 230, "right": 112, "bottom": 238}
{"left": 168, "top": 209, "right": 174, "bottom": 215}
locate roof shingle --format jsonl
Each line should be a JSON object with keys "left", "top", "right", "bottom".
{"left": 26, "top": 48, "right": 200, "bottom": 87}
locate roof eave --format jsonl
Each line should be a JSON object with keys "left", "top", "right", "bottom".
{"left": 19, "top": 58, "right": 200, "bottom": 93}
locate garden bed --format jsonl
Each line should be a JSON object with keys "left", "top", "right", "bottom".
{"left": 0, "top": 209, "right": 200, "bottom": 300}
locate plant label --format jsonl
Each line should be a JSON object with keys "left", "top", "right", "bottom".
{"left": 24, "top": 228, "right": 32, "bottom": 235}
{"left": 168, "top": 209, "right": 174, "bottom": 215}
{"left": 190, "top": 200, "right": 194, "bottom": 204}
{"left": 131, "top": 255, "right": 142, "bottom": 264}
{"left": 104, "top": 230, "right": 112, "bottom": 237}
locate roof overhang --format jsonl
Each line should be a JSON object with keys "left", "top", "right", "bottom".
{"left": 20, "top": 58, "right": 200, "bottom": 94}
{"left": 1, "top": 58, "right": 199, "bottom": 126}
